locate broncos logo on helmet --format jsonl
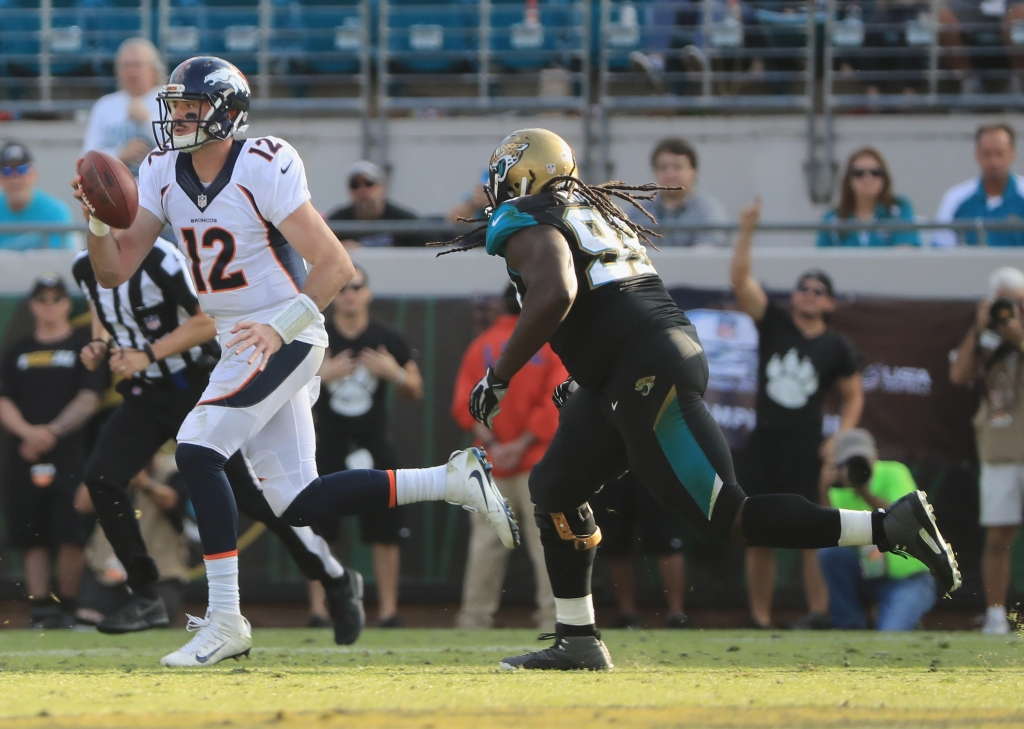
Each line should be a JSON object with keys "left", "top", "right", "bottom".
{"left": 154, "top": 56, "right": 251, "bottom": 153}
{"left": 204, "top": 67, "right": 250, "bottom": 96}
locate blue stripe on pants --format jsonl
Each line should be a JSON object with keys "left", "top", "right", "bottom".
{"left": 652, "top": 385, "right": 722, "bottom": 519}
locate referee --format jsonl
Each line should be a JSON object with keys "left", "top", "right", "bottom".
{"left": 74, "top": 238, "right": 365, "bottom": 643}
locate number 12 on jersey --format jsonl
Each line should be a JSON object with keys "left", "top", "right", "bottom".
{"left": 563, "top": 207, "right": 656, "bottom": 288}
{"left": 181, "top": 227, "right": 248, "bottom": 293}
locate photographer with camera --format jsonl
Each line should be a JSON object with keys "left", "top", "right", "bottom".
{"left": 817, "top": 429, "right": 937, "bottom": 631}
{"left": 950, "top": 266, "right": 1024, "bottom": 634}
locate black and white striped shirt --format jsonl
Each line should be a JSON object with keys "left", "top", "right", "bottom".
{"left": 73, "top": 238, "right": 219, "bottom": 385}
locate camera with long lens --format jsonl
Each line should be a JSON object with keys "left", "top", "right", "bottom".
{"left": 978, "top": 297, "right": 1018, "bottom": 352}
{"left": 842, "top": 455, "right": 873, "bottom": 488}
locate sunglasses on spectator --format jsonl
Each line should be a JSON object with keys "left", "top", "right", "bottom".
{"left": 850, "top": 167, "right": 884, "bottom": 179}
{"left": 796, "top": 283, "right": 829, "bottom": 297}
{"left": 32, "top": 294, "right": 67, "bottom": 305}
{"left": 340, "top": 281, "right": 366, "bottom": 293}
{"left": 349, "top": 178, "right": 377, "bottom": 190}
{"left": 1, "top": 164, "right": 31, "bottom": 177}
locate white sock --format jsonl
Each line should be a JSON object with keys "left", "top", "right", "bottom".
{"left": 988, "top": 605, "right": 1007, "bottom": 621}
{"left": 837, "top": 510, "right": 874, "bottom": 547}
{"left": 205, "top": 554, "right": 240, "bottom": 616}
{"left": 396, "top": 465, "right": 447, "bottom": 505}
{"left": 555, "top": 596, "right": 595, "bottom": 626}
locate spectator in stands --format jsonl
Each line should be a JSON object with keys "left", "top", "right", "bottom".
{"left": 818, "top": 429, "right": 936, "bottom": 630}
{"left": 818, "top": 147, "right": 919, "bottom": 247}
{"left": 933, "top": 124, "right": 1024, "bottom": 247}
{"left": 626, "top": 138, "right": 728, "bottom": 247}
{"left": 452, "top": 285, "right": 560, "bottom": 631}
{"left": 949, "top": 266, "right": 1024, "bottom": 634}
{"left": 81, "top": 38, "right": 163, "bottom": 177}
{"left": 0, "top": 142, "right": 74, "bottom": 251}
{"left": 592, "top": 472, "right": 690, "bottom": 629}
{"left": 730, "top": 199, "right": 863, "bottom": 630}
{"left": 312, "top": 264, "right": 422, "bottom": 628}
{"left": 75, "top": 456, "right": 189, "bottom": 626}
{"left": 447, "top": 169, "right": 490, "bottom": 222}
{"left": 936, "top": 2, "right": 1024, "bottom": 95}
{"left": 327, "top": 161, "right": 426, "bottom": 249}
{"left": 0, "top": 274, "right": 103, "bottom": 628}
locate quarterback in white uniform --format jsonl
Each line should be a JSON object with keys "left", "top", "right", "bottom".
{"left": 72, "top": 56, "right": 518, "bottom": 667}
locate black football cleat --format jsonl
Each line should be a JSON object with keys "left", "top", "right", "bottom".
{"left": 499, "top": 626, "right": 613, "bottom": 671}
{"left": 878, "top": 490, "right": 962, "bottom": 596}
{"left": 96, "top": 594, "right": 170, "bottom": 634}
{"left": 325, "top": 569, "right": 364, "bottom": 645}
{"left": 30, "top": 600, "right": 73, "bottom": 630}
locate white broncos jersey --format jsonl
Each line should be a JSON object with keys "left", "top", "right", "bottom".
{"left": 137, "top": 135, "right": 327, "bottom": 347}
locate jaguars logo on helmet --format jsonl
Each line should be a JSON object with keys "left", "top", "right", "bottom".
{"left": 488, "top": 128, "right": 578, "bottom": 205}
{"left": 154, "top": 56, "right": 251, "bottom": 153}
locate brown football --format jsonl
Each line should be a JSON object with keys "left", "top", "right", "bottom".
{"left": 77, "top": 150, "right": 139, "bottom": 230}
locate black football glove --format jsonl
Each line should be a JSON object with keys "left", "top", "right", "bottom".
{"left": 469, "top": 367, "right": 510, "bottom": 428}
{"left": 552, "top": 377, "right": 578, "bottom": 410}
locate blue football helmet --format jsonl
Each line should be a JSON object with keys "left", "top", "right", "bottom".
{"left": 154, "top": 56, "right": 251, "bottom": 153}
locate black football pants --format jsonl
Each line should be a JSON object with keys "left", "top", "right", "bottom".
{"left": 82, "top": 379, "right": 338, "bottom": 597}
{"left": 529, "top": 325, "right": 746, "bottom": 548}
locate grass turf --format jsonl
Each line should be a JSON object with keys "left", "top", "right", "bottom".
{"left": 0, "top": 628, "right": 1022, "bottom": 728}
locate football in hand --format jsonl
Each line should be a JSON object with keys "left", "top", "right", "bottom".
{"left": 77, "top": 151, "right": 139, "bottom": 230}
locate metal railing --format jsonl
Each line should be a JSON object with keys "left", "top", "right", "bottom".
{"left": 824, "top": 0, "right": 1024, "bottom": 110}
{"left": 8, "top": 0, "right": 1024, "bottom": 113}
{"left": 7, "top": 217, "right": 1024, "bottom": 239}
{"left": 598, "top": 0, "right": 817, "bottom": 113}
{"left": 376, "top": 0, "right": 591, "bottom": 113}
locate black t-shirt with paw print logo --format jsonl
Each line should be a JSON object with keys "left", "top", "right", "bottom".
{"left": 314, "top": 319, "right": 412, "bottom": 439}
{"left": 754, "top": 302, "right": 860, "bottom": 435}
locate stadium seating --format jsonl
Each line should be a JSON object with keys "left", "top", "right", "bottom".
{"left": 1, "top": 0, "right": 1023, "bottom": 110}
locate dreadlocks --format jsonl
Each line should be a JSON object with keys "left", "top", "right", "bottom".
{"left": 428, "top": 178, "right": 680, "bottom": 257}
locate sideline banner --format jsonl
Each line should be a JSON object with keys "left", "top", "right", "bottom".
{"left": 681, "top": 293, "right": 978, "bottom": 464}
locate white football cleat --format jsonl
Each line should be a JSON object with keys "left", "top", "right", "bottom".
{"left": 445, "top": 447, "right": 520, "bottom": 549}
{"left": 159, "top": 609, "right": 252, "bottom": 667}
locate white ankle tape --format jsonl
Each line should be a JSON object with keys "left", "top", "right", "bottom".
{"left": 268, "top": 294, "right": 319, "bottom": 344}
{"left": 554, "top": 596, "right": 595, "bottom": 626}
{"left": 837, "top": 509, "right": 874, "bottom": 547}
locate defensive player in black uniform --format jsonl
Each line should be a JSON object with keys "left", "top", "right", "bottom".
{"left": 434, "top": 128, "right": 962, "bottom": 670}
{"left": 73, "top": 240, "right": 365, "bottom": 644}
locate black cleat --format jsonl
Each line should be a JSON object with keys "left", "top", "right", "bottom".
{"left": 665, "top": 612, "right": 690, "bottom": 629}
{"left": 325, "top": 569, "right": 364, "bottom": 645}
{"left": 30, "top": 601, "right": 73, "bottom": 630}
{"left": 879, "top": 490, "right": 962, "bottom": 596}
{"left": 96, "top": 594, "right": 170, "bottom": 634}
{"left": 499, "top": 626, "right": 613, "bottom": 671}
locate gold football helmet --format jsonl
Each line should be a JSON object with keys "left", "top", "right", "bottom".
{"left": 488, "top": 128, "right": 578, "bottom": 205}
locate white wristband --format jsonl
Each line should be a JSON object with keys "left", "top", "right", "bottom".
{"left": 88, "top": 216, "right": 110, "bottom": 237}
{"left": 268, "top": 294, "right": 320, "bottom": 344}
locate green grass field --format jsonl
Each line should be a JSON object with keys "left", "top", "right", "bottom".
{"left": 0, "top": 628, "right": 1022, "bottom": 728}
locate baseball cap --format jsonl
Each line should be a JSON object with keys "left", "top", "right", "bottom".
{"left": 0, "top": 141, "right": 33, "bottom": 168}
{"left": 833, "top": 428, "right": 877, "bottom": 466}
{"left": 796, "top": 268, "right": 835, "bottom": 298}
{"left": 347, "top": 160, "right": 384, "bottom": 185}
{"left": 30, "top": 273, "right": 68, "bottom": 298}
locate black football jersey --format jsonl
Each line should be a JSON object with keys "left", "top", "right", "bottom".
{"left": 484, "top": 191, "right": 689, "bottom": 388}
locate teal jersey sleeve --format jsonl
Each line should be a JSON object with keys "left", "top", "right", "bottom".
{"left": 485, "top": 202, "right": 540, "bottom": 258}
